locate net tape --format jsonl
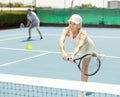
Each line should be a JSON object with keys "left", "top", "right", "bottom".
{"left": 0, "top": 73, "right": 120, "bottom": 97}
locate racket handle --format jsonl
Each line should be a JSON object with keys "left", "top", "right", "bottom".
{"left": 67, "top": 58, "right": 69, "bottom": 61}
{"left": 67, "top": 57, "right": 75, "bottom": 62}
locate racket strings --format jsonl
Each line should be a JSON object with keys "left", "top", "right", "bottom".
{"left": 75, "top": 54, "right": 101, "bottom": 76}
{"left": 19, "top": 23, "right": 25, "bottom": 29}
{"left": 87, "top": 56, "right": 100, "bottom": 75}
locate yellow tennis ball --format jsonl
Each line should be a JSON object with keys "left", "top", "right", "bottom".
{"left": 26, "top": 44, "right": 33, "bottom": 50}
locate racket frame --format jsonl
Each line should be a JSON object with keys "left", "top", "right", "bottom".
{"left": 70, "top": 54, "right": 101, "bottom": 76}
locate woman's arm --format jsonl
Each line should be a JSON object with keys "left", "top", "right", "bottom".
{"left": 59, "top": 28, "right": 69, "bottom": 60}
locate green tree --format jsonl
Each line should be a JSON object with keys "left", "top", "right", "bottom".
{"left": 14, "top": 2, "right": 24, "bottom": 7}
{"left": 7, "top": 2, "right": 14, "bottom": 7}
{"left": 75, "top": 3, "right": 96, "bottom": 8}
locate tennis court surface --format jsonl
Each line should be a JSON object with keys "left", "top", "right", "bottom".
{"left": 0, "top": 26, "right": 120, "bottom": 97}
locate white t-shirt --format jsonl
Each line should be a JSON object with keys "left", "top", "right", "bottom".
{"left": 27, "top": 12, "right": 40, "bottom": 24}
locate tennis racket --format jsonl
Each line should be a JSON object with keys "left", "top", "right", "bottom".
{"left": 19, "top": 23, "right": 25, "bottom": 30}
{"left": 68, "top": 54, "right": 101, "bottom": 76}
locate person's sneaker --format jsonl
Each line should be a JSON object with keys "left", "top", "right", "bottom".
{"left": 40, "top": 37, "right": 43, "bottom": 40}
{"left": 98, "top": 54, "right": 106, "bottom": 63}
{"left": 27, "top": 37, "right": 31, "bottom": 40}
{"left": 78, "top": 91, "right": 86, "bottom": 97}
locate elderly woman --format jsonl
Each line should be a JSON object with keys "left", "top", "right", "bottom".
{"left": 59, "top": 14, "right": 106, "bottom": 97}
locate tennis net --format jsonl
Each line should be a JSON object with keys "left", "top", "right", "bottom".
{"left": 0, "top": 73, "right": 120, "bottom": 97}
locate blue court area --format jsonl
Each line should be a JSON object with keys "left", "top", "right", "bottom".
{"left": 0, "top": 26, "right": 120, "bottom": 85}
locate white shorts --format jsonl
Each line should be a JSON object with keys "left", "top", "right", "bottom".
{"left": 30, "top": 22, "right": 40, "bottom": 28}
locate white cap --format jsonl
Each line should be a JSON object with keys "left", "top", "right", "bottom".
{"left": 68, "top": 14, "right": 82, "bottom": 24}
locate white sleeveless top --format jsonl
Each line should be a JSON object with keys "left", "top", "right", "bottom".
{"left": 69, "top": 29, "right": 96, "bottom": 55}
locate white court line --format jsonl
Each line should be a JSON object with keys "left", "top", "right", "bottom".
{"left": 0, "top": 47, "right": 60, "bottom": 54}
{"left": 90, "top": 36, "right": 120, "bottom": 39}
{"left": 106, "top": 55, "right": 120, "bottom": 59}
{"left": 0, "top": 34, "right": 58, "bottom": 42}
{"left": 0, "top": 52, "right": 50, "bottom": 68}
{"left": 0, "top": 33, "right": 120, "bottom": 42}
{"left": 0, "top": 34, "right": 24, "bottom": 38}
{"left": 0, "top": 34, "right": 38, "bottom": 42}
{"left": 0, "top": 36, "right": 27, "bottom": 41}
{"left": 0, "top": 47, "right": 120, "bottom": 59}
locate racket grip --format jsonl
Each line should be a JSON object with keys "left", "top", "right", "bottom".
{"left": 67, "top": 58, "right": 76, "bottom": 62}
{"left": 67, "top": 58, "right": 69, "bottom": 61}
